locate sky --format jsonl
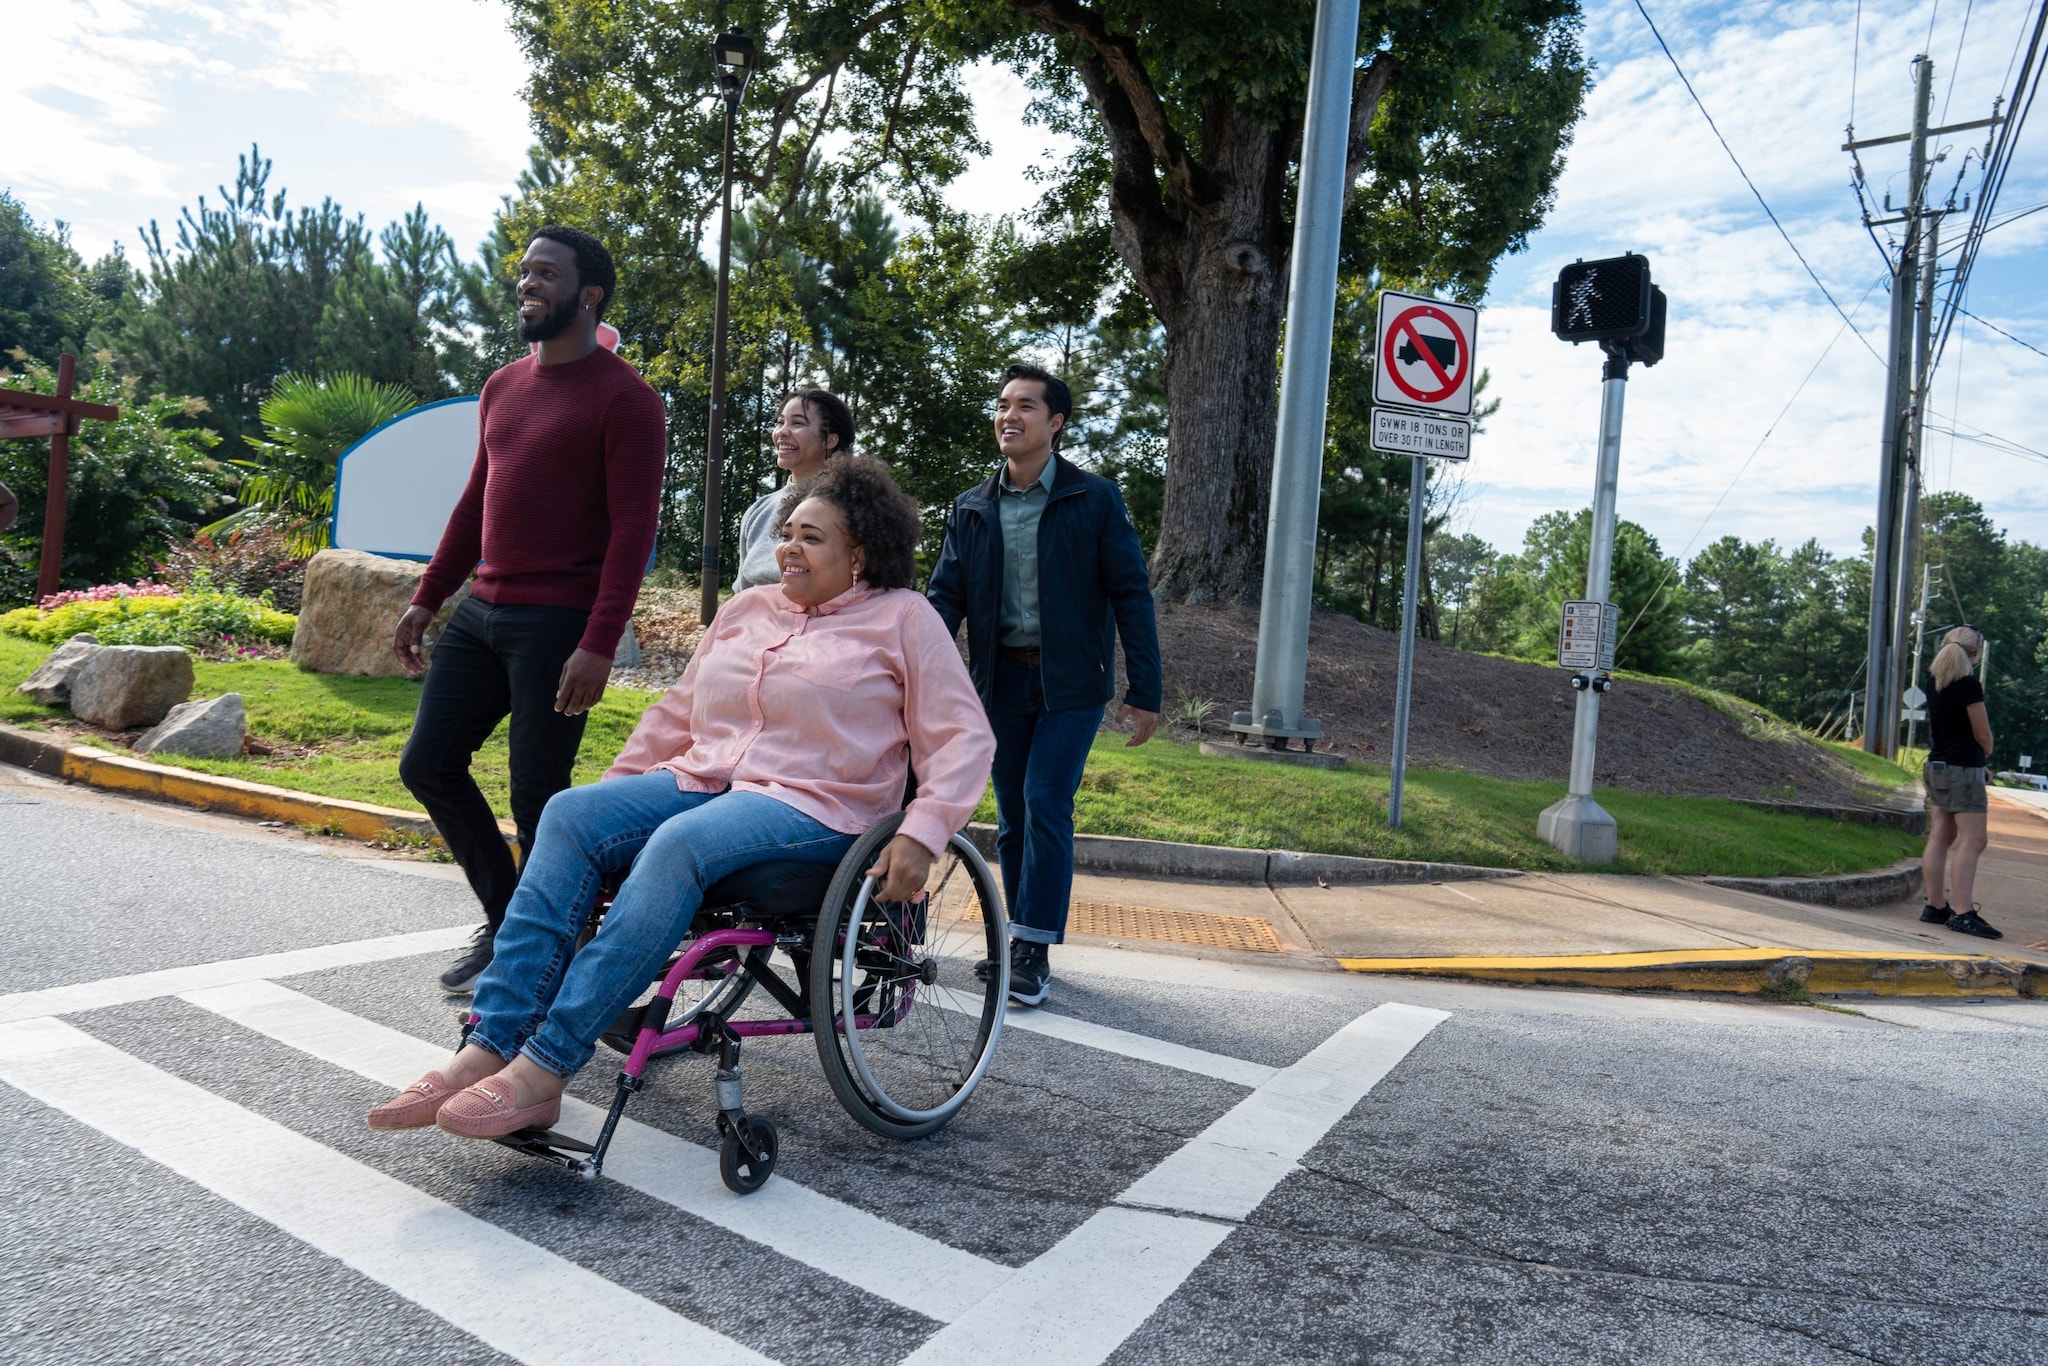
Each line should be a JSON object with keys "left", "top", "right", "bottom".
{"left": 10, "top": 0, "right": 2046, "bottom": 564}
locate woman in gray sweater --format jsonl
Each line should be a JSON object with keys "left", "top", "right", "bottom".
{"left": 733, "top": 389, "right": 855, "bottom": 590}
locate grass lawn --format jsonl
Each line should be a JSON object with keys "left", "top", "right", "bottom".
{"left": 1820, "top": 738, "right": 1921, "bottom": 789}
{"left": 2, "top": 637, "right": 1920, "bottom": 877}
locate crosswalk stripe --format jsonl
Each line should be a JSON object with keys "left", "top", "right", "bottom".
{"left": 904, "top": 1002, "right": 1449, "bottom": 1365}
{"left": 932, "top": 987, "right": 1276, "bottom": 1087}
{"left": 0, "top": 925, "right": 473, "bottom": 1025}
{"left": 0, "top": 1016, "right": 774, "bottom": 1366}
{"left": 181, "top": 979, "right": 1011, "bottom": 1324}
{"left": 1119, "top": 1001, "right": 1451, "bottom": 1221}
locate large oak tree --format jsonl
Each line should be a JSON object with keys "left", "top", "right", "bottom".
{"left": 508, "top": 0, "right": 1584, "bottom": 601}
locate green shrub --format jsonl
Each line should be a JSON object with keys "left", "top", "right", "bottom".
{"left": 0, "top": 583, "right": 295, "bottom": 648}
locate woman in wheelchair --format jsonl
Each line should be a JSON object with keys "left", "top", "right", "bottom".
{"left": 370, "top": 458, "right": 995, "bottom": 1142}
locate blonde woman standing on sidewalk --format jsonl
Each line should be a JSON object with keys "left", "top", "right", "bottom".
{"left": 1920, "top": 625, "right": 2002, "bottom": 939}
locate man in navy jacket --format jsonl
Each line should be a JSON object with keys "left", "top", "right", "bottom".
{"left": 928, "top": 363, "right": 1163, "bottom": 1005}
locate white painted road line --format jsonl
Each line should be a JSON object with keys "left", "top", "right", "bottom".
{"left": 0, "top": 1016, "right": 774, "bottom": 1366}
{"left": 899, "top": 1208, "right": 1231, "bottom": 1366}
{"left": 182, "top": 980, "right": 1010, "bottom": 1324}
{"left": 0, "top": 925, "right": 473, "bottom": 1024}
{"left": 904, "top": 1002, "right": 1449, "bottom": 1365}
{"left": 932, "top": 986, "right": 1277, "bottom": 1088}
{"left": 1120, "top": 1001, "right": 1450, "bottom": 1221}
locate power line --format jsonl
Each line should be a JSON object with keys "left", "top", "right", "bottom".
{"left": 1939, "top": 0, "right": 1978, "bottom": 125}
{"left": 1631, "top": 0, "right": 1882, "bottom": 361}
{"left": 1959, "top": 306, "right": 2048, "bottom": 358}
{"left": 1930, "top": 0, "right": 2047, "bottom": 372}
{"left": 1613, "top": 270, "right": 1889, "bottom": 651}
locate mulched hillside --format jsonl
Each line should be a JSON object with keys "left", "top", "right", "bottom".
{"left": 1149, "top": 602, "right": 1877, "bottom": 805}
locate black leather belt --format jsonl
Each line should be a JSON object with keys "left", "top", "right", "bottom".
{"left": 999, "top": 646, "right": 1042, "bottom": 667}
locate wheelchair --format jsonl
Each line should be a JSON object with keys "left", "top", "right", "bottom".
{"left": 470, "top": 812, "right": 1010, "bottom": 1194}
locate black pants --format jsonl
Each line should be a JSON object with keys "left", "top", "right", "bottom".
{"left": 399, "top": 596, "right": 591, "bottom": 931}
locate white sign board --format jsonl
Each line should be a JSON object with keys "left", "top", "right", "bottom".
{"left": 1373, "top": 290, "right": 1478, "bottom": 417}
{"left": 1902, "top": 708, "right": 1928, "bottom": 722}
{"left": 1558, "top": 599, "right": 1618, "bottom": 672}
{"left": 1902, "top": 684, "right": 1927, "bottom": 709}
{"left": 1370, "top": 407, "right": 1471, "bottom": 461}
{"left": 331, "top": 398, "right": 480, "bottom": 560}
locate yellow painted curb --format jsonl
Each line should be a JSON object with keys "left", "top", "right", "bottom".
{"left": 1338, "top": 947, "right": 2042, "bottom": 997}
{"left": 57, "top": 744, "right": 441, "bottom": 842}
{"left": 0, "top": 724, "right": 518, "bottom": 853}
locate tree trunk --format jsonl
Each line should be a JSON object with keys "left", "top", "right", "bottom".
{"left": 1149, "top": 228, "right": 1287, "bottom": 604}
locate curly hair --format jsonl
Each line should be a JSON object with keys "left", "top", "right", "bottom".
{"left": 530, "top": 225, "right": 617, "bottom": 318}
{"left": 778, "top": 458, "right": 922, "bottom": 590}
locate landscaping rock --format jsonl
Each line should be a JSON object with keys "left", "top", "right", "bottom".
{"left": 16, "top": 633, "right": 100, "bottom": 704}
{"left": 613, "top": 622, "right": 642, "bottom": 670}
{"left": 68, "top": 645, "right": 195, "bottom": 729}
{"left": 134, "top": 693, "right": 246, "bottom": 759}
{"left": 291, "top": 549, "right": 467, "bottom": 677}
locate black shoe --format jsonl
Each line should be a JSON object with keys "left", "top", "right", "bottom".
{"left": 1008, "top": 941, "right": 1050, "bottom": 1007}
{"left": 1920, "top": 903, "right": 1954, "bottom": 925}
{"left": 439, "top": 926, "right": 496, "bottom": 995}
{"left": 1946, "top": 908, "right": 2004, "bottom": 940}
{"left": 974, "top": 956, "right": 996, "bottom": 984}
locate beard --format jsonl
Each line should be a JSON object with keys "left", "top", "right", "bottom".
{"left": 517, "top": 295, "right": 581, "bottom": 344}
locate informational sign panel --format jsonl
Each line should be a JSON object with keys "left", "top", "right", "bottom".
{"left": 1558, "top": 599, "right": 1618, "bottom": 672}
{"left": 1902, "top": 685, "right": 1927, "bottom": 709}
{"left": 331, "top": 398, "right": 480, "bottom": 561}
{"left": 1373, "top": 291, "right": 1478, "bottom": 417}
{"left": 1370, "top": 407, "right": 1471, "bottom": 461}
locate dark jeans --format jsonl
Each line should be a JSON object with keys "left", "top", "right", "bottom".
{"left": 989, "top": 656, "right": 1104, "bottom": 945}
{"left": 399, "top": 597, "right": 591, "bottom": 931}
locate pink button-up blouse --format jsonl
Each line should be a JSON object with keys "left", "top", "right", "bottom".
{"left": 606, "top": 583, "right": 995, "bottom": 858}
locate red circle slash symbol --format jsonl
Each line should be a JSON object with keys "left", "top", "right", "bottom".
{"left": 1383, "top": 305, "right": 1469, "bottom": 406}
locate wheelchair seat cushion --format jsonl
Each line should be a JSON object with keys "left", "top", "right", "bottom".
{"left": 700, "top": 859, "right": 837, "bottom": 920}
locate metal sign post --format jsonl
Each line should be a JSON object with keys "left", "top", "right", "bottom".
{"left": 1536, "top": 254, "right": 1666, "bottom": 863}
{"left": 1375, "top": 290, "right": 1478, "bottom": 828}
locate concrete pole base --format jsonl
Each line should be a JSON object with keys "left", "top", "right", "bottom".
{"left": 1538, "top": 794, "right": 1619, "bottom": 864}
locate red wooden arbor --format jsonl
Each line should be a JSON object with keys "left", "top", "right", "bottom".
{"left": 0, "top": 354, "right": 120, "bottom": 602}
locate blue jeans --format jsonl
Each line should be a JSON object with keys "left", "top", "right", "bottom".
{"left": 468, "top": 773, "right": 854, "bottom": 1077}
{"left": 989, "top": 657, "right": 1104, "bottom": 945}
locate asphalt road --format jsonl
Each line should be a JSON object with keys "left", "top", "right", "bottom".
{"left": 3, "top": 762, "right": 2045, "bottom": 1364}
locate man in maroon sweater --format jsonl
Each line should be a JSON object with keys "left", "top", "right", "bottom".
{"left": 395, "top": 226, "right": 667, "bottom": 993}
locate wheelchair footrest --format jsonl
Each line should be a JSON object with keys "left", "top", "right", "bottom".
{"left": 491, "top": 1126, "right": 601, "bottom": 1176}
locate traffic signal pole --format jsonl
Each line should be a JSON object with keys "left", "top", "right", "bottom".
{"left": 1537, "top": 345, "right": 1628, "bottom": 863}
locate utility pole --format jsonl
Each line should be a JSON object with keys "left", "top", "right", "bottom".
{"left": 1229, "top": 0, "right": 1360, "bottom": 756}
{"left": 1906, "top": 561, "right": 1933, "bottom": 752}
{"left": 1858, "top": 54, "right": 1931, "bottom": 757}
{"left": 1845, "top": 56, "right": 2005, "bottom": 756}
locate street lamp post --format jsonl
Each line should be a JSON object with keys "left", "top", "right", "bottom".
{"left": 698, "top": 27, "right": 759, "bottom": 626}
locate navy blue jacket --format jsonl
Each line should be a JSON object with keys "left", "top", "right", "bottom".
{"left": 927, "top": 454, "right": 1163, "bottom": 714}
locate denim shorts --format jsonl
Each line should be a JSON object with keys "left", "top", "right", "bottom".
{"left": 1923, "top": 762, "right": 1988, "bottom": 814}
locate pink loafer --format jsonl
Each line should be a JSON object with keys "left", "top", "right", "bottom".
{"left": 367, "top": 1070, "right": 460, "bottom": 1131}
{"left": 436, "top": 1076, "right": 563, "bottom": 1140}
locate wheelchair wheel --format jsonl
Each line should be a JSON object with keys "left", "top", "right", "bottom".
{"left": 810, "top": 816, "right": 1008, "bottom": 1140}
{"left": 718, "top": 1116, "right": 778, "bottom": 1194}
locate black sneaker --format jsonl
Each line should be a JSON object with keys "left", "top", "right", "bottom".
{"left": 1008, "top": 941, "right": 1050, "bottom": 1007}
{"left": 1946, "top": 908, "right": 2004, "bottom": 940}
{"left": 1920, "top": 903, "right": 1954, "bottom": 925}
{"left": 439, "top": 926, "right": 496, "bottom": 995}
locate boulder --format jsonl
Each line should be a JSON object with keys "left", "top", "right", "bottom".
{"left": 68, "top": 645, "right": 195, "bottom": 729}
{"left": 291, "top": 549, "right": 468, "bottom": 677}
{"left": 613, "top": 622, "right": 643, "bottom": 670}
{"left": 134, "top": 693, "right": 247, "bottom": 759}
{"left": 16, "top": 633, "right": 100, "bottom": 704}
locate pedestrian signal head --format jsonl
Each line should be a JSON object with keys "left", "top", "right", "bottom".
{"left": 1552, "top": 254, "right": 1653, "bottom": 344}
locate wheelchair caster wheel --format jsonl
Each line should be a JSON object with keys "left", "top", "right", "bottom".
{"left": 719, "top": 1116, "right": 778, "bottom": 1194}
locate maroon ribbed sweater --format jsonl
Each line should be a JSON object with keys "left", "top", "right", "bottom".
{"left": 412, "top": 348, "right": 666, "bottom": 658}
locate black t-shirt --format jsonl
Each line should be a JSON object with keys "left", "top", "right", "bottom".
{"left": 1928, "top": 675, "right": 1986, "bottom": 766}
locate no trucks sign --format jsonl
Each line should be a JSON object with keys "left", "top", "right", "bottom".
{"left": 1373, "top": 291, "right": 1478, "bottom": 418}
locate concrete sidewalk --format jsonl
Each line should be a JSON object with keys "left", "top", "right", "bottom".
{"left": 1063, "top": 792, "right": 2048, "bottom": 997}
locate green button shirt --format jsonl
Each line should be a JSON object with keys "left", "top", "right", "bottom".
{"left": 997, "top": 457, "right": 1056, "bottom": 648}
